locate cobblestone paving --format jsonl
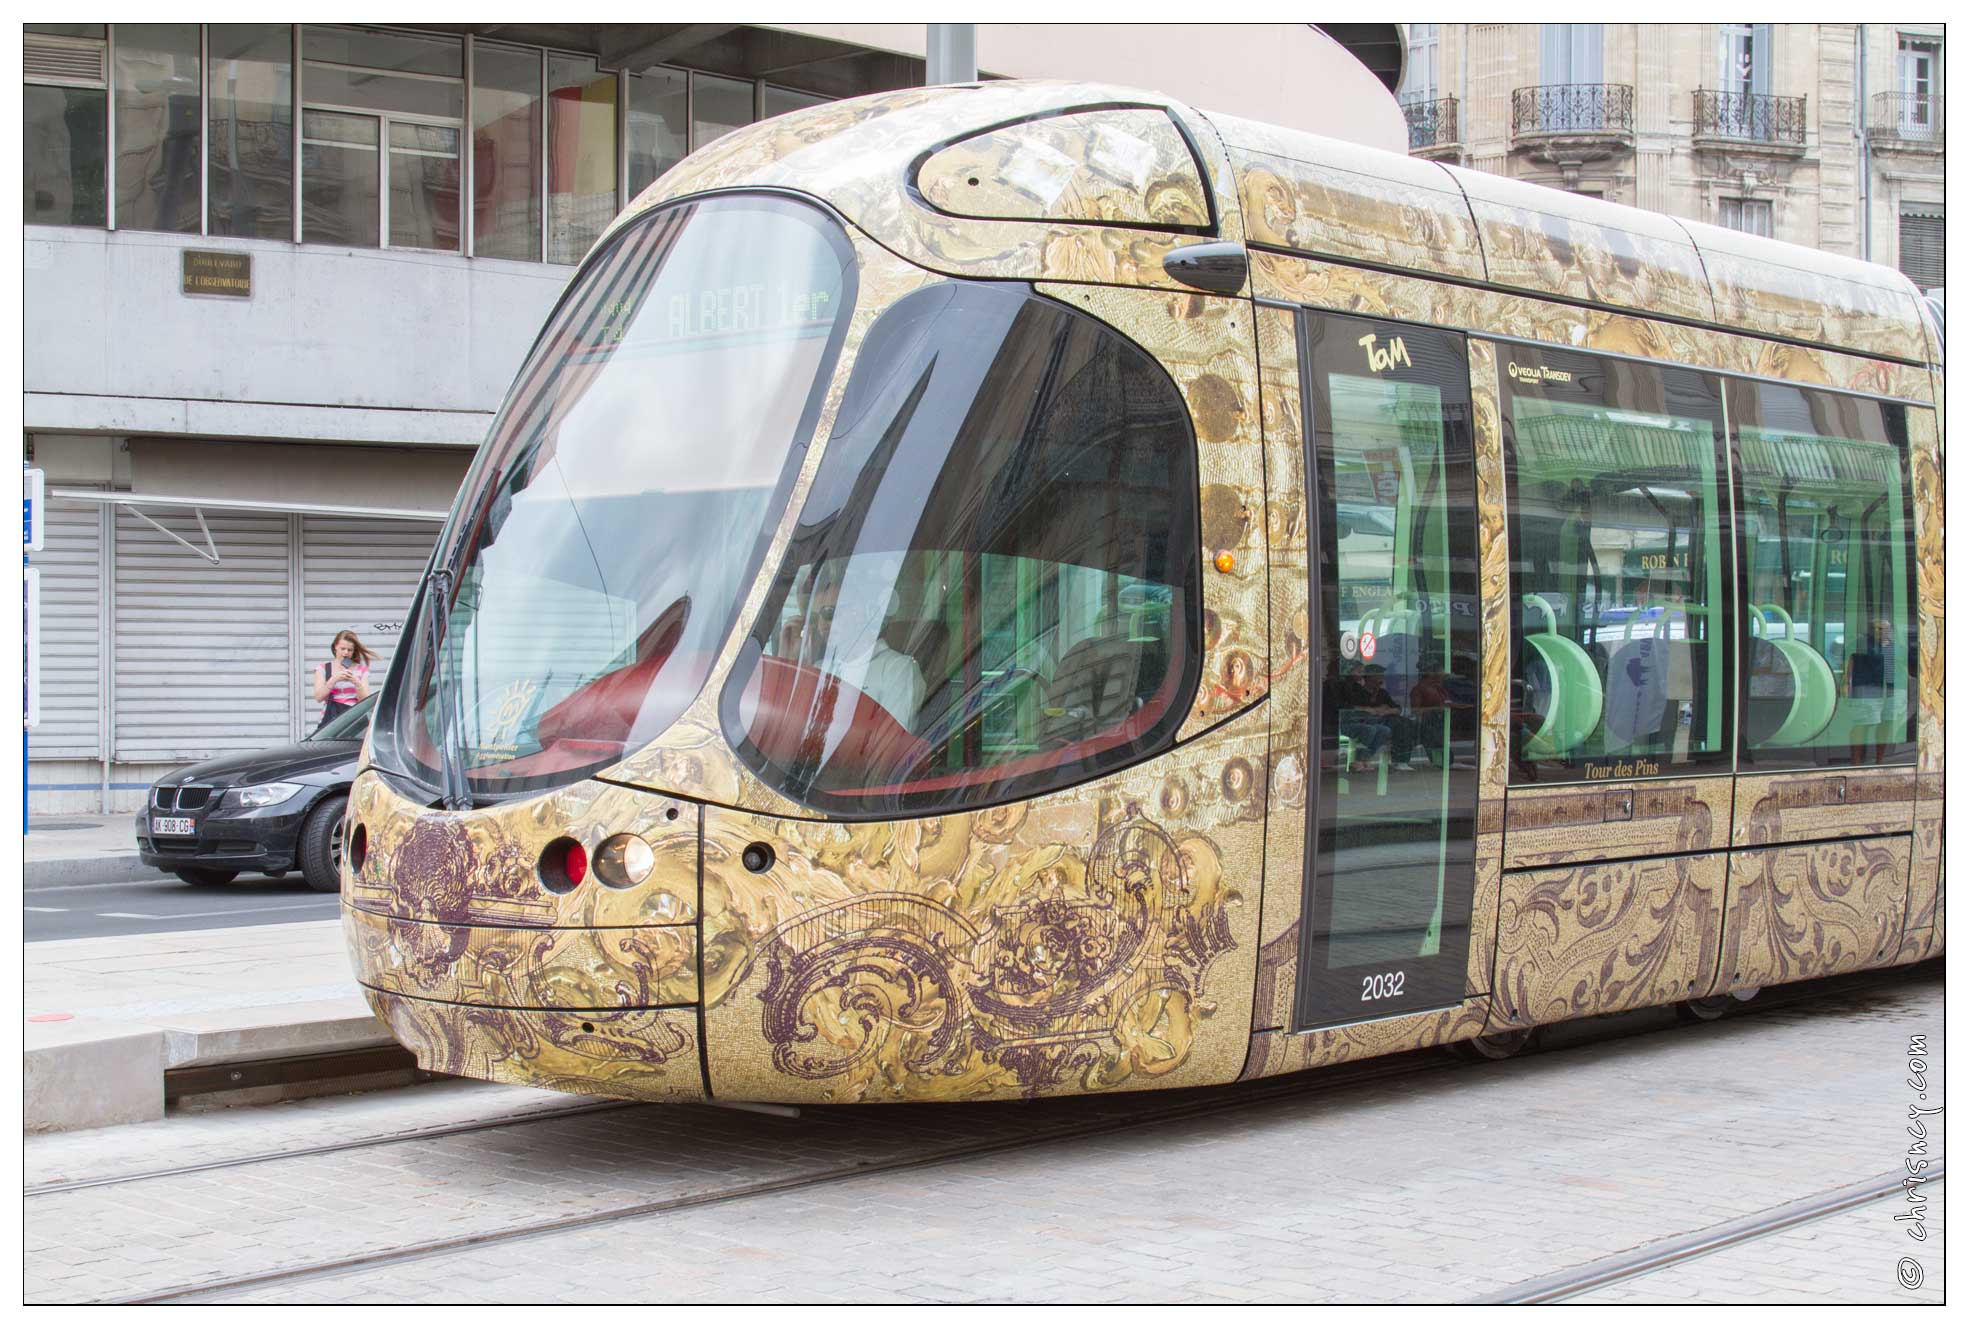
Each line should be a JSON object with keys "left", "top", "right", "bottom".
{"left": 1578, "top": 1182, "right": 1944, "bottom": 1304}
{"left": 25, "top": 971, "right": 1944, "bottom": 1304}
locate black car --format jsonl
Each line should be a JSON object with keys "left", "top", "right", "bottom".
{"left": 134, "top": 696, "right": 373, "bottom": 892}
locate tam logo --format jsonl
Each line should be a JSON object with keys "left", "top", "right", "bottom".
{"left": 1359, "top": 332, "right": 1411, "bottom": 374}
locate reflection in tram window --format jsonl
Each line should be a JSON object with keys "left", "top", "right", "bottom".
{"left": 1503, "top": 353, "right": 1730, "bottom": 781}
{"left": 376, "top": 195, "right": 856, "bottom": 798}
{"left": 1730, "top": 383, "right": 1916, "bottom": 768}
{"left": 721, "top": 282, "right": 1201, "bottom": 816}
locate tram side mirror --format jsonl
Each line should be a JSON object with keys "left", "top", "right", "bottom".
{"left": 1162, "top": 242, "right": 1249, "bottom": 296}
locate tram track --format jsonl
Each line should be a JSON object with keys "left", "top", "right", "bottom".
{"left": 1480, "top": 1164, "right": 1946, "bottom": 1304}
{"left": 58, "top": 960, "right": 1932, "bottom": 1305}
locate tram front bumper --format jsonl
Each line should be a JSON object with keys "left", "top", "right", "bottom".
{"left": 339, "top": 772, "right": 708, "bottom": 1104}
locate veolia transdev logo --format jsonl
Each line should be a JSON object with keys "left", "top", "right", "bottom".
{"left": 1506, "top": 360, "right": 1575, "bottom": 384}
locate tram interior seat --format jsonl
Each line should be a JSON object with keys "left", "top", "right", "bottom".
{"left": 1040, "top": 618, "right": 1151, "bottom": 746}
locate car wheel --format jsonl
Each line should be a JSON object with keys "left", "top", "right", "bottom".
{"left": 298, "top": 798, "right": 346, "bottom": 894}
{"left": 174, "top": 868, "right": 238, "bottom": 887}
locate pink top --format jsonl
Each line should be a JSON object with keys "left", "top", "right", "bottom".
{"left": 324, "top": 659, "right": 369, "bottom": 706}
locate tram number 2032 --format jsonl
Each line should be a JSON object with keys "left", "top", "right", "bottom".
{"left": 1362, "top": 971, "right": 1407, "bottom": 1002}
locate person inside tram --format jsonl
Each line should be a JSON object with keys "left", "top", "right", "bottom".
{"left": 1845, "top": 615, "right": 1897, "bottom": 763}
{"left": 778, "top": 558, "right": 927, "bottom": 731}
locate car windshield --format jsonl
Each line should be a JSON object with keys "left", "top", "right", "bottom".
{"left": 313, "top": 693, "right": 376, "bottom": 741}
{"left": 374, "top": 194, "right": 857, "bottom": 799}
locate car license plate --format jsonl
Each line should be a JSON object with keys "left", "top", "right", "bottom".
{"left": 152, "top": 816, "right": 196, "bottom": 836}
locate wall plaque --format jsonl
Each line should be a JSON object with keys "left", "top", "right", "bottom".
{"left": 182, "top": 249, "right": 251, "bottom": 298}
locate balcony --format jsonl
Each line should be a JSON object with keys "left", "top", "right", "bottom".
{"left": 1402, "top": 96, "right": 1460, "bottom": 159}
{"left": 1510, "top": 84, "right": 1634, "bottom": 164}
{"left": 1692, "top": 90, "right": 1808, "bottom": 155}
{"left": 1870, "top": 91, "right": 1945, "bottom": 152}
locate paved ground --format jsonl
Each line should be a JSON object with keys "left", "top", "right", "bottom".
{"left": 25, "top": 967, "right": 1944, "bottom": 1304}
{"left": 25, "top": 875, "right": 339, "bottom": 942}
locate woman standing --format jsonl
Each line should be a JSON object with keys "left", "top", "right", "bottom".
{"left": 313, "top": 630, "right": 375, "bottom": 728}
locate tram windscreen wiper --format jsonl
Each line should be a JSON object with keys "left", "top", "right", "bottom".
{"left": 424, "top": 566, "right": 473, "bottom": 811}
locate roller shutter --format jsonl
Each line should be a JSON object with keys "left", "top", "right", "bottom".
{"left": 112, "top": 508, "right": 293, "bottom": 762}
{"left": 1900, "top": 209, "right": 1944, "bottom": 293}
{"left": 300, "top": 516, "right": 438, "bottom": 730}
{"left": 32, "top": 496, "right": 106, "bottom": 758}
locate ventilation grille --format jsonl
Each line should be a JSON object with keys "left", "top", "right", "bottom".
{"left": 25, "top": 33, "right": 108, "bottom": 88}
{"left": 1899, "top": 213, "right": 1945, "bottom": 293}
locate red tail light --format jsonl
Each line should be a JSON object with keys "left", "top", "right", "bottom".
{"left": 563, "top": 841, "right": 588, "bottom": 887}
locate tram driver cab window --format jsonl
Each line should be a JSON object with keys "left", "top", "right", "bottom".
{"left": 723, "top": 282, "right": 1202, "bottom": 816}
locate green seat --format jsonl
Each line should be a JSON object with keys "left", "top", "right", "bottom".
{"left": 1521, "top": 594, "right": 1603, "bottom": 759}
{"left": 1755, "top": 605, "right": 1837, "bottom": 747}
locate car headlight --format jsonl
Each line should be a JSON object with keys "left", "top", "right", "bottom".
{"left": 229, "top": 782, "right": 302, "bottom": 809}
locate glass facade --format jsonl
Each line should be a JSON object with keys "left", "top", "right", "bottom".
{"left": 1505, "top": 350, "right": 1732, "bottom": 781}
{"left": 23, "top": 22, "right": 831, "bottom": 262}
{"left": 114, "top": 24, "right": 202, "bottom": 234}
{"left": 546, "top": 55, "right": 616, "bottom": 265}
{"left": 207, "top": 25, "right": 293, "bottom": 240}
{"left": 471, "top": 43, "right": 543, "bottom": 261}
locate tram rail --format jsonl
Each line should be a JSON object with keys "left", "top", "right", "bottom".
{"left": 60, "top": 961, "right": 1932, "bottom": 1306}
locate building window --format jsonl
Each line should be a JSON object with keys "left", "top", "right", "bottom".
{"left": 113, "top": 23, "right": 202, "bottom": 234}
{"left": 690, "top": 71, "right": 754, "bottom": 151}
{"left": 625, "top": 66, "right": 687, "bottom": 202}
{"left": 723, "top": 282, "right": 1203, "bottom": 816}
{"left": 1899, "top": 209, "right": 1944, "bottom": 291}
{"left": 23, "top": 25, "right": 108, "bottom": 227}
{"left": 1401, "top": 23, "right": 1439, "bottom": 102}
{"left": 300, "top": 26, "right": 464, "bottom": 252}
{"left": 546, "top": 54, "right": 617, "bottom": 265}
{"left": 1897, "top": 35, "right": 1942, "bottom": 136}
{"left": 1540, "top": 24, "right": 1604, "bottom": 85}
{"left": 207, "top": 25, "right": 293, "bottom": 240}
{"left": 1718, "top": 22, "right": 1773, "bottom": 97}
{"left": 1720, "top": 196, "right": 1774, "bottom": 238}
{"left": 762, "top": 84, "right": 826, "bottom": 120}
{"left": 471, "top": 42, "right": 543, "bottom": 262}
{"left": 1505, "top": 351, "right": 1733, "bottom": 782}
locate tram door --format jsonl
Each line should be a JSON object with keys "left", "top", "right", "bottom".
{"left": 1290, "top": 313, "right": 1482, "bottom": 1030}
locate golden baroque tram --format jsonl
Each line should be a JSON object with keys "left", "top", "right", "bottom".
{"left": 343, "top": 81, "right": 1944, "bottom": 1105}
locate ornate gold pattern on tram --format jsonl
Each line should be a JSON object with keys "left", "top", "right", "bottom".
{"left": 1443, "top": 164, "right": 1715, "bottom": 324}
{"left": 916, "top": 108, "right": 1210, "bottom": 230}
{"left": 346, "top": 909, "right": 699, "bottom": 1010}
{"left": 343, "top": 771, "right": 696, "bottom": 930}
{"left": 1213, "top": 114, "right": 1486, "bottom": 283}
{"left": 1504, "top": 777, "right": 1731, "bottom": 870}
{"left": 1467, "top": 338, "right": 1511, "bottom": 996}
{"left": 1248, "top": 251, "right": 1935, "bottom": 406}
{"left": 1242, "top": 1000, "right": 1491, "bottom": 1079}
{"left": 1038, "top": 282, "right": 1266, "bottom": 738}
{"left": 1731, "top": 769, "right": 1917, "bottom": 847}
{"left": 1489, "top": 854, "right": 1726, "bottom": 1029}
{"left": 611, "top": 82, "right": 1245, "bottom": 297}
{"left": 365, "top": 990, "right": 705, "bottom": 1103}
{"left": 1719, "top": 837, "right": 1911, "bottom": 991}
{"left": 697, "top": 706, "right": 1267, "bottom": 1103}
{"left": 1901, "top": 775, "right": 1942, "bottom": 964}
{"left": 1682, "top": 216, "right": 1932, "bottom": 364}
{"left": 1249, "top": 305, "right": 1310, "bottom": 1034}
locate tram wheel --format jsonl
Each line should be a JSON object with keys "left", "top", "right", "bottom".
{"left": 1683, "top": 995, "right": 1735, "bottom": 1021}
{"left": 1452, "top": 1028, "right": 1534, "bottom": 1062}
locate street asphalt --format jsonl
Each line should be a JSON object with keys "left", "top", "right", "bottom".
{"left": 24, "top": 873, "right": 342, "bottom": 942}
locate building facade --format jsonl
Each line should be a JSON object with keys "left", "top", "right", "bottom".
{"left": 1397, "top": 23, "right": 1944, "bottom": 290}
{"left": 22, "top": 21, "right": 1405, "bottom": 813}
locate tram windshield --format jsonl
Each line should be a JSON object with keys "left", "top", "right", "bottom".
{"left": 376, "top": 194, "right": 856, "bottom": 798}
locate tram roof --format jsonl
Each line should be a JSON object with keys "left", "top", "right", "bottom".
{"left": 607, "top": 80, "right": 1938, "bottom": 369}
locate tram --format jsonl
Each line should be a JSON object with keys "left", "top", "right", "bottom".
{"left": 343, "top": 81, "right": 1944, "bottom": 1104}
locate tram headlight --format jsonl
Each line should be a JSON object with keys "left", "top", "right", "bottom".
{"left": 593, "top": 833, "right": 655, "bottom": 888}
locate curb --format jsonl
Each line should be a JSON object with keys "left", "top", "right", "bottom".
{"left": 25, "top": 999, "right": 395, "bottom": 1133}
{"left": 26, "top": 853, "right": 169, "bottom": 891}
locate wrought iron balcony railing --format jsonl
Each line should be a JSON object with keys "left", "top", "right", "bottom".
{"left": 1693, "top": 89, "right": 1808, "bottom": 145}
{"left": 1870, "top": 91, "right": 1944, "bottom": 148}
{"left": 1402, "top": 96, "right": 1460, "bottom": 152}
{"left": 1510, "top": 84, "right": 1634, "bottom": 138}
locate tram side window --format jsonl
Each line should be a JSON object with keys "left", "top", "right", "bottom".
{"left": 1731, "top": 382, "right": 1916, "bottom": 768}
{"left": 1503, "top": 352, "right": 1731, "bottom": 781}
{"left": 721, "top": 282, "right": 1201, "bottom": 816}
